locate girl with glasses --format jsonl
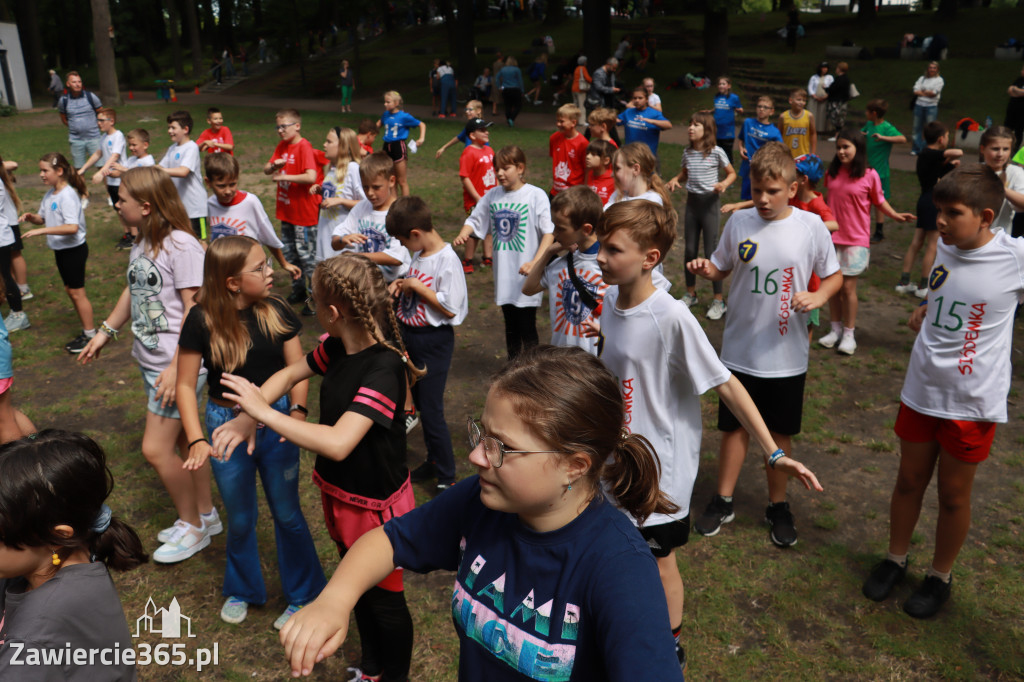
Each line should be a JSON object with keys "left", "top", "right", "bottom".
{"left": 280, "top": 345, "right": 686, "bottom": 681}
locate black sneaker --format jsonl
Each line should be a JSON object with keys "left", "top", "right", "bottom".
{"left": 300, "top": 304, "right": 316, "bottom": 317}
{"left": 404, "top": 409, "right": 420, "bottom": 434}
{"left": 765, "top": 501, "right": 798, "bottom": 547}
{"left": 903, "top": 574, "right": 952, "bottom": 619}
{"left": 286, "top": 290, "right": 306, "bottom": 304}
{"left": 862, "top": 558, "right": 907, "bottom": 601}
{"left": 410, "top": 462, "right": 435, "bottom": 483}
{"left": 64, "top": 332, "right": 91, "bottom": 354}
{"left": 695, "top": 495, "right": 735, "bottom": 536}
{"left": 116, "top": 234, "right": 134, "bottom": 250}
{"left": 870, "top": 231, "right": 884, "bottom": 244}
{"left": 675, "top": 643, "right": 686, "bottom": 669}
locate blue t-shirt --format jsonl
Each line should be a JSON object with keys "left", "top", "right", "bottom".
{"left": 0, "top": 316, "right": 11, "bottom": 380}
{"left": 617, "top": 107, "right": 669, "bottom": 156}
{"left": 738, "top": 118, "right": 784, "bottom": 177}
{"left": 384, "top": 477, "right": 684, "bottom": 682}
{"left": 713, "top": 93, "right": 742, "bottom": 140}
{"left": 380, "top": 110, "right": 422, "bottom": 143}
{"left": 497, "top": 66, "right": 525, "bottom": 91}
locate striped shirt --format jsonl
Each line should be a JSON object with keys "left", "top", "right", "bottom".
{"left": 681, "top": 146, "right": 731, "bottom": 194}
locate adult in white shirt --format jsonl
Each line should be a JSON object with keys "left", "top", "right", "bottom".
{"left": 807, "top": 62, "right": 833, "bottom": 135}
{"left": 911, "top": 61, "right": 945, "bottom": 155}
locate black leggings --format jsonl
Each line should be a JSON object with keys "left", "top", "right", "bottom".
{"left": 502, "top": 87, "right": 523, "bottom": 122}
{"left": 0, "top": 246, "right": 22, "bottom": 313}
{"left": 352, "top": 586, "right": 413, "bottom": 682}
{"left": 684, "top": 192, "right": 723, "bottom": 293}
{"left": 501, "top": 304, "right": 538, "bottom": 359}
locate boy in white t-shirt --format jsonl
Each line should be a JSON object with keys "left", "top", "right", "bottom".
{"left": 331, "top": 152, "right": 410, "bottom": 283}
{"left": 454, "top": 145, "right": 555, "bottom": 359}
{"left": 862, "top": 165, "right": 1024, "bottom": 619}
{"left": 594, "top": 198, "right": 822, "bottom": 667}
{"left": 203, "top": 153, "right": 301, "bottom": 283}
{"left": 107, "top": 128, "right": 155, "bottom": 248}
{"left": 522, "top": 185, "right": 606, "bottom": 355}
{"left": 158, "top": 110, "right": 208, "bottom": 239}
{"left": 386, "top": 196, "right": 468, "bottom": 493}
{"left": 688, "top": 142, "right": 842, "bottom": 548}
{"left": 78, "top": 107, "right": 125, "bottom": 214}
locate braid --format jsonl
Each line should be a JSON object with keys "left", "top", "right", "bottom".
{"left": 383, "top": 299, "right": 426, "bottom": 384}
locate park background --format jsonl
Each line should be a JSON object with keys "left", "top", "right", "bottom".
{"left": 1, "top": 0, "right": 1024, "bottom": 679}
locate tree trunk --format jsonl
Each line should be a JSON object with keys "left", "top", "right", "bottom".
{"left": 703, "top": 7, "right": 728, "bottom": 79}
{"left": 582, "top": 0, "right": 611, "bottom": 68}
{"left": 936, "top": 0, "right": 957, "bottom": 18}
{"left": 454, "top": 0, "right": 477, "bottom": 83}
{"left": 14, "top": 0, "right": 46, "bottom": 90}
{"left": 90, "top": 0, "right": 121, "bottom": 104}
{"left": 219, "top": 0, "right": 235, "bottom": 51}
{"left": 858, "top": 0, "right": 876, "bottom": 22}
{"left": 544, "top": 0, "right": 565, "bottom": 24}
{"left": 165, "top": 0, "right": 185, "bottom": 79}
{"left": 200, "top": 0, "right": 216, "bottom": 42}
{"left": 182, "top": 0, "right": 204, "bottom": 77}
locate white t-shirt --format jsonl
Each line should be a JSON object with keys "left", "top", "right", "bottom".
{"left": 125, "top": 154, "right": 155, "bottom": 171}
{"left": 681, "top": 147, "right": 731, "bottom": 194}
{"left": 711, "top": 207, "right": 840, "bottom": 377}
{"left": 991, "top": 164, "right": 1024, "bottom": 233}
{"left": 207, "top": 191, "right": 284, "bottom": 248}
{"left": 100, "top": 130, "right": 126, "bottom": 187}
{"left": 159, "top": 140, "right": 207, "bottom": 219}
{"left": 316, "top": 162, "right": 365, "bottom": 263}
{"left": 466, "top": 183, "right": 554, "bottom": 307}
{"left": 397, "top": 244, "right": 468, "bottom": 327}
{"left": 604, "top": 189, "right": 664, "bottom": 210}
{"left": 648, "top": 92, "right": 662, "bottom": 109}
{"left": 600, "top": 287, "right": 732, "bottom": 525}
{"left": 39, "top": 186, "right": 87, "bottom": 251}
{"left": 0, "top": 181, "right": 18, "bottom": 230}
{"left": 901, "top": 231, "right": 1024, "bottom": 423}
{"left": 127, "top": 230, "right": 206, "bottom": 372}
{"left": 912, "top": 75, "right": 944, "bottom": 107}
{"left": 333, "top": 199, "right": 411, "bottom": 282}
{"left": 539, "top": 248, "right": 606, "bottom": 354}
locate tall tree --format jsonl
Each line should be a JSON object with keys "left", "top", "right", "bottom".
{"left": 219, "top": 0, "right": 235, "bottom": 50}
{"left": 453, "top": 0, "right": 477, "bottom": 83}
{"left": 582, "top": 0, "right": 611, "bottom": 69}
{"left": 703, "top": 0, "right": 733, "bottom": 80}
{"left": 165, "top": 0, "right": 185, "bottom": 79}
{"left": 544, "top": 0, "right": 565, "bottom": 25}
{"left": 13, "top": 0, "right": 45, "bottom": 89}
{"left": 182, "top": 0, "right": 204, "bottom": 77}
{"left": 91, "top": 0, "right": 121, "bottom": 104}
{"left": 858, "top": 0, "right": 877, "bottom": 22}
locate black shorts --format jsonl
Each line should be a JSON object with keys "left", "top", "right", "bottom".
{"left": 54, "top": 242, "right": 88, "bottom": 289}
{"left": 190, "top": 216, "right": 208, "bottom": 240}
{"left": 382, "top": 139, "right": 408, "bottom": 164}
{"left": 106, "top": 184, "right": 120, "bottom": 208}
{"left": 718, "top": 370, "right": 806, "bottom": 436}
{"left": 916, "top": 190, "right": 938, "bottom": 232}
{"left": 640, "top": 516, "right": 690, "bottom": 557}
{"left": 9, "top": 224, "right": 23, "bottom": 252}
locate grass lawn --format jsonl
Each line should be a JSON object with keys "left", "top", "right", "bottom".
{"left": 2, "top": 8, "right": 1024, "bottom": 678}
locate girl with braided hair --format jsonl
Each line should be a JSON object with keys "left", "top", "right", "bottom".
{"left": 212, "top": 253, "right": 422, "bottom": 681}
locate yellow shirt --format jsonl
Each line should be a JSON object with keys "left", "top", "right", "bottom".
{"left": 781, "top": 109, "right": 811, "bottom": 158}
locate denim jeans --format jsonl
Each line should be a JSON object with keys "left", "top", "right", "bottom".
{"left": 401, "top": 324, "right": 456, "bottom": 483}
{"left": 206, "top": 397, "right": 326, "bottom": 605}
{"left": 912, "top": 104, "right": 938, "bottom": 154}
{"left": 280, "top": 222, "right": 318, "bottom": 295}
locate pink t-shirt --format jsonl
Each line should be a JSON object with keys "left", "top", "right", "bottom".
{"left": 824, "top": 166, "right": 884, "bottom": 248}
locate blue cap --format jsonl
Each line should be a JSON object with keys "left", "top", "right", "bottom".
{"left": 793, "top": 153, "right": 825, "bottom": 183}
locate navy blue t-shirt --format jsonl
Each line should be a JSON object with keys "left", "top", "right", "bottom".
{"left": 385, "top": 477, "right": 684, "bottom": 681}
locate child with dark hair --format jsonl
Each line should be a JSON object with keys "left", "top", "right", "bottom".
{"left": 197, "top": 107, "right": 235, "bottom": 155}
{"left": 861, "top": 99, "right": 907, "bottom": 243}
{"left": 159, "top": 110, "right": 208, "bottom": 239}
{"left": 0, "top": 429, "right": 147, "bottom": 679}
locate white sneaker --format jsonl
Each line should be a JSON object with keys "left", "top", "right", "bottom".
{"left": 707, "top": 299, "right": 727, "bottom": 320}
{"left": 4, "top": 311, "right": 29, "bottom": 332}
{"left": 894, "top": 283, "right": 917, "bottom": 294}
{"left": 152, "top": 520, "right": 210, "bottom": 564}
{"left": 157, "top": 509, "right": 222, "bottom": 544}
{"left": 838, "top": 333, "right": 857, "bottom": 355}
{"left": 220, "top": 596, "right": 249, "bottom": 624}
{"left": 914, "top": 287, "right": 928, "bottom": 299}
{"left": 682, "top": 293, "right": 697, "bottom": 308}
{"left": 818, "top": 329, "right": 840, "bottom": 348}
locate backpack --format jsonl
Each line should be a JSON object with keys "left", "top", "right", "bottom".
{"left": 58, "top": 90, "right": 101, "bottom": 114}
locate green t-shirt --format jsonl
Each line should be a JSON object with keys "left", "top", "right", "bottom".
{"left": 861, "top": 120, "right": 901, "bottom": 176}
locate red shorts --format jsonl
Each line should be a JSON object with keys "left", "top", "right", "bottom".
{"left": 320, "top": 478, "right": 415, "bottom": 592}
{"left": 894, "top": 402, "right": 995, "bottom": 464}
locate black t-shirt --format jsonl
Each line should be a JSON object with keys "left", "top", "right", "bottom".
{"left": 306, "top": 338, "right": 408, "bottom": 501}
{"left": 916, "top": 147, "right": 955, "bottom": 193}
{"left": 179, "top": 296, "right": 301, "bottom": 401}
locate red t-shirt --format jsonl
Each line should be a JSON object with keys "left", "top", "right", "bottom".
{"left": 587, "top": 169, "right": 615, "bottom": 206}
{"left": 549, "top": 131, "right": 588, "bottom": 194}
{"left": 196, "top": 126, "right": 234, "bottom": 154}
{"left": 269, "top": 137, "right": 319, "bottom": 226}
{"left": 790, "top": 191, "right": 834, "bottom": 292}
{"left": 359, "top": 141, "right": 374, "bottom": 157}
{"left": 459, "top": 144, "right": 497, "bottom": 212}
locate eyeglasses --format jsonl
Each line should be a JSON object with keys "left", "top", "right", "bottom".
{"left": 467, "top": 418, "right": 566, "bottom": 469}
{"left": 237, "top": 257, "right": 273, "bottom": 277}
{"left": 756, "top": 105, "right": 773, "bottom": 110}
{"left": 275, "top": 123, "right": 298, "bottom": 131}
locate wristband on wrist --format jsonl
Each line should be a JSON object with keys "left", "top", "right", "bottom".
{"left": 768, "top": 448, "right": 785, "bottom": 469}
{"left": 99, "top": 321, "right": 119, "bottom": 340}
{"left": 289, "top": 404, "right": 308, "bottom": 415}
{"left": 188, "top": 438, "right": 209, "bottom": 449}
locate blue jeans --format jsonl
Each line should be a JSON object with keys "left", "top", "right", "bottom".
{"left": 440, "top": 74, "right": 457, "bottom": 116}
{"left": 401, "top": 324, "right": 456, "bottom": 483}
{"left": 206, "top": 397, "right": 326, "bottom": 605}
{"left": 912, "top": 104, "right": 938, "bottom": 154}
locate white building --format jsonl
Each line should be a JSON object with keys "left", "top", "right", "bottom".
{"left": 0, "top": 22, "right": 32, "bottom": 110}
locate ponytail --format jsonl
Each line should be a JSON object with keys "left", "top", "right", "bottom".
{"left": 40, "top": 152, "right": 88, "bottom": 198}
{"left": 90, "top": 516, "right": 149, "bottom": 572}
{"left": 603, "top": 431, "right": 679, "bottom": 525}
{"left": 0, "top": 155, "right": 21, "bottom": 213}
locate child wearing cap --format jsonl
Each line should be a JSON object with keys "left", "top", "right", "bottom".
{"left": 458, "top": 118, "right": 497, "bottom": 273}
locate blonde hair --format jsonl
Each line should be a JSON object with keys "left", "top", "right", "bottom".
{"left": 313, "top": 254, "right": 425, "bottom": 384}
{"left": 196, "top": 236, "right": 292, "bottom": 372}
{"left": 0, "top": 154, "right": 21, "bottom": 214}
{"left": 557, "top": 103, "right": 582, "bottom": 123}
{"left": 587, "top": 107, "right": 618, "bottom": 128}
{"left": 384, "top": 90, "right": 404, "bottom": 108}
{"left": 611, "top": 142, "right": 671, "bottom": 206}
{"left": 466, "top": 100, "right": 483, "bottom": 112}
{"left": 120, "top": 166, "right": 195, "bottom": 257}
{"left": 334, "top": 127, "right": 362, "bottom": 185}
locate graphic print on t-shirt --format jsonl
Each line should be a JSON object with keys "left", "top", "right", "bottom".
{"left": 355, "top": 217, "right": 390, "bottom": 254}
{"left": 555, "top": 270, "right": 601, "bottom": 338}
{"left": 210, "top": 216, "right": 247, "bottom": 240}
{"left": 397, "top": 267, "right": 431, "bottom": 326}
{"left": 553, "top": 161, "right": 570, "bottom": 185}
{"left": 489, "top": 202, "right": 529, "bottom": 252}
{"left": 128, "top": 256, "right": 168, "bottom": 349}
{"left": 929, "top": 264, "right": 949, "bottom": 291}
{"left": 454, "top": 546, "right": 578, "bottom": 681}
{"left": 738, "top": 238, "right": 757, "bottom": 262}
